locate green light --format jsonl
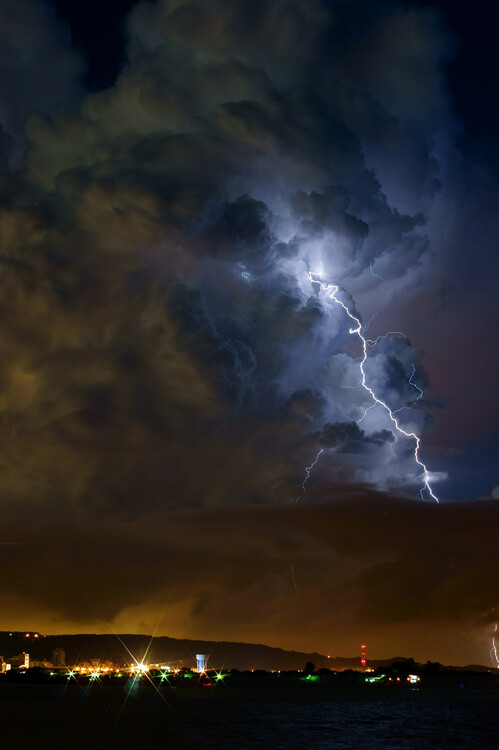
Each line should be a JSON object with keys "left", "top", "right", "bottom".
{"left": 365, "top": 673, "right": 386, "bottom": 683}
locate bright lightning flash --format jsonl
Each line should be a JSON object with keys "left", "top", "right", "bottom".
{"left": 305, "top": 269, "right": 439, "bottom": 503}
{"left": 236, "top": 262, "right": 252, "bottom": 287}
{"left": 296, "top": 447, "right": 324, "bottom": 502}
{"left": 491, "top": 623, "right": 499, "bottom": 668}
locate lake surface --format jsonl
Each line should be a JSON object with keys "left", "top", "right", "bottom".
{"left": 2, "top": 685, "right": 499, "bottom": 748}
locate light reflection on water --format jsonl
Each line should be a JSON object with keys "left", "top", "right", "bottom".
{"left": 3, "top": 685, "right": 499, "bottom": 748}
{"left": 188, "top": 691, "right": 499, "bottom": 750}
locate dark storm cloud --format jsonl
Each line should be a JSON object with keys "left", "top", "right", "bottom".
{"left": 319, "top": 421, "right": 395, "bottom": 453}
{"left": 126, "top": 0, "right": 329, "bottom": 80}
{"left": 0, "top": 126, "right": 29, "bottom": 206}
{"left": 165, "top": 283, "right": 257, "bottom": 404}
{"left": 291, "top": 187, "right": 369, "bottom": 261}
{"left": 284, "top": 387, "right": 326, "bottom": 422}
{"left": 0, "top": 0, "right": 84, "bottom": 158}
{"left": 2, "top": 492, "right": 499, "bottom": 663}
{"left": 0, "top": 0, "right": 457, "bottom": 516}
{"left": 190, "top": 194, "right": 273, "bottom": 262}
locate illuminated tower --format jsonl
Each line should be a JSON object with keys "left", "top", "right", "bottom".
{"left": 360, "top": 643, "right": 367, "bottom": 671}
{"left": 196, "top": 654, "right": 207, "bottom": 673}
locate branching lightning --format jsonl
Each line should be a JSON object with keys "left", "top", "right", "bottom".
{"left": 362, "top": 312, "right": 378, "bottom": 335}
{"left": 393, "top": 363, "right": 423, "bottom": 415}
{"left": 302, "top": 448, "right": 324, "bottom": 491}
{"left": 343, "top": 377, "right": 363, "bottom": 390}
{"left": 369, "top": 261, "right": 384, "bottom": 281}
{"left": 356, "top": 402, "right": 376, "bottom": 424}
{"left": 344, "top": 324, "right": 406, "bottom": 389}
{"left": 304, "top": 269, "right": 439, "bottom": 502}
{"left": 236, "top": 262, "right": 252, "bottom": 287}
{"left": 365, "top": 331, "right": 408, "bottom": 347}
{"left": 296, "top": 447, "right": 324, "bottom": 502}
{"left": 289, "top": 562, "right": 301, "bottom": 594}
{"left": 409, "top": 363, "right": 424, "bottom": 400}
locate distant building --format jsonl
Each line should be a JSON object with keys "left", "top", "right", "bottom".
{"left": 196, "top": 654, "right": 207, "bottom": 673}
{"left": 52, "top": 648, "right": 65, "bottom": 667}
{"left": 30, "top": 659, "right": 52, "bottom": 668}
{"left": 5, "top": 653, "right": 30, "bottom": 669}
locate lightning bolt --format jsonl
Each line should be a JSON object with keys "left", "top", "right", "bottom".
{"left": 343, "top": 321, "right": 406, "bottom": 386}
{"left": 349, "top": 331, "right": 423, "bottom": 417}
{"left": 356, "top": 402, "right": 376, "bottom": 424}
{"left": 409, "top": 363, "right": 424, "bottom": 400}
{"left": 362, "top": 312, "right": 378, "bottom": 335}
{"left": 491, "top": 621, "right": 499, "bottom": 668}
{"left": 296, "top": 447, "right": 324, "bottom": 502}
{"left": 306, "top": 268, "right": 439, "bottom": 502}
{"left": 365, "top": 331, "right": 408, "bottom": 347}
{"left": 343, "top": 377, "right": 362, "bottom": 389}
{"left": 369, "top": 261, "right": 384, "bottom": 281}
{"left": 289, "top": 562, "right": 301, "bottom": 594}
{"left": 393, "top": 362, "right": 424, "bottom": 415}
{"left": 236, "top": 262, "right": 252, "bottom": 287}
{"left": 358, "top": 340, "right": 421, "bottom": 423}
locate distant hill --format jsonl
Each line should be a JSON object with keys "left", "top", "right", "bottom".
{"left": 0, "top": 631, "right": 337, "bottom": 671}
{"left": 1, "top": 632, "right": 494, "bottom": 673}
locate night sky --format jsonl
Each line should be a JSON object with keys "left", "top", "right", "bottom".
{"left": 0, "top": 0, "right": 497, "bottom": 665}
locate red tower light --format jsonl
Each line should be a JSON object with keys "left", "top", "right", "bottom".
{"left": 360, "top": 643, "right": 367, "bottom": 671}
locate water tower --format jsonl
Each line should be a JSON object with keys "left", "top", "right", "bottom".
{"left": 196, "top": 654, "right": 207, "bottom": 673}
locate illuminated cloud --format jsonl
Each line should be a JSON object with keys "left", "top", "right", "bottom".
{"left": 0, "top": 12, "right": 429, "bottom": 511}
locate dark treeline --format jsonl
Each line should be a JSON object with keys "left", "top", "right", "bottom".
{"left": 2, "top": 662, "right": 499, "bottom": 691}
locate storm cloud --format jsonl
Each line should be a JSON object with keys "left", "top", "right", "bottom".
{"left": 0, "top": 0, "right": 452, "bottom": 514}
{"left": 3, "top": 493, "right": 499, "bottom": 664}
{"left": 0, "top": 0, "right": 496, "bottom": 663}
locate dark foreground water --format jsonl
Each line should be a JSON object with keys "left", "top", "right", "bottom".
{"left": 2, "top": 685, "right": 499, "bottom": 749}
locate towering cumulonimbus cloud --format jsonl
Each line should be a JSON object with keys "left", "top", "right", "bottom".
{"left": 2, "top": 0, "right": 499, "bottom": 664}
{"left": 0, "top": 0, "right": 455, "bottom": 516}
